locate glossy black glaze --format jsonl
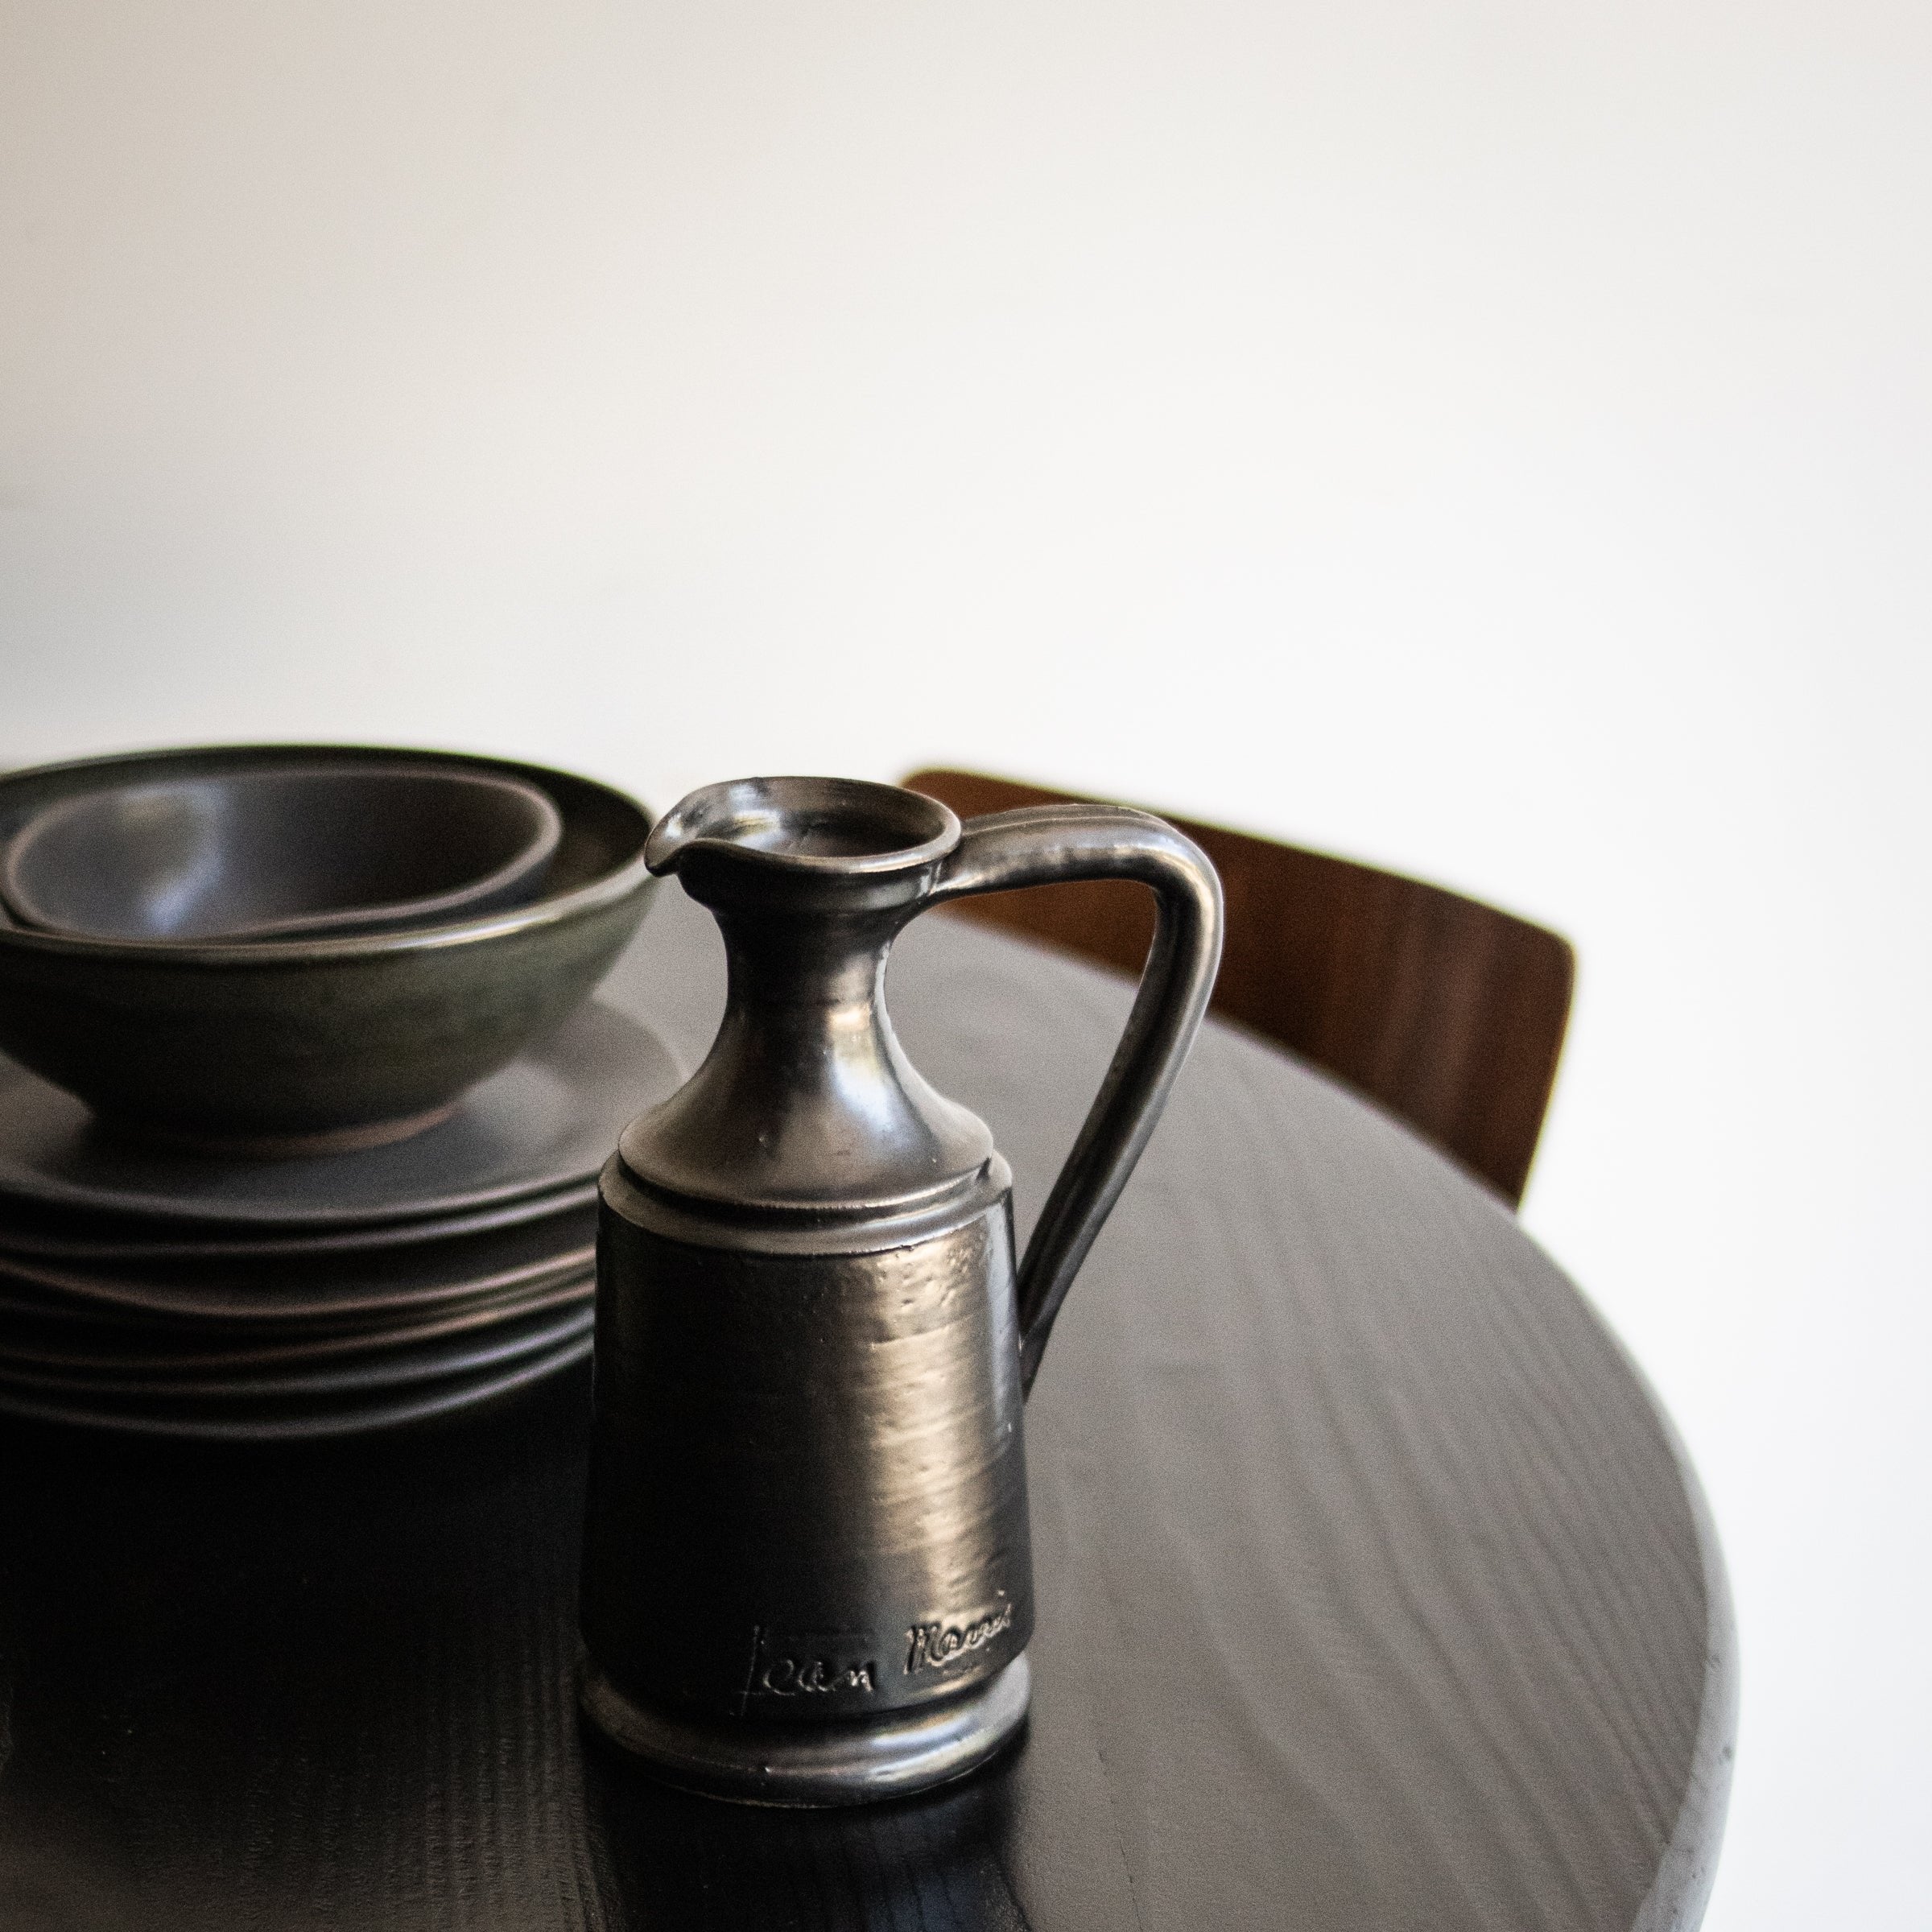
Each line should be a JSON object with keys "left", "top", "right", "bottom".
{"left": 0, "top": 745, "right": 658, "bottom": 1150}
{"left": 582, "top": 1180, "right": 1034, "bottom": 1724}
{"left": 582, "top": 778, "right": 1224, "bottom": 1800}
{"left": 2, "top": 759, "right": 562, "bottom": 942}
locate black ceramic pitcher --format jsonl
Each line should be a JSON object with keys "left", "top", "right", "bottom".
{"left": 580, "top": 777, "right": 1222, "bottom": 1804}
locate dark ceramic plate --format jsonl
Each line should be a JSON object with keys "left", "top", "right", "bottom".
{"left": 0, "top": 1203, "right": 597, "bottom": 1327}
{"left": 0, "top": 1269, "right": 592, "bottom": 1378}
{"left": 0, "top": 1293, "right": 591, "bottom": 1398}
{"left": 0, "top": 1329, "right": 592, "bottom": 1441}
{"left": 0, "top": 1183, "right": 597, "bottom": 1263}
{"left": 0, "top": 1001, "right": 677, "bottom": 1229}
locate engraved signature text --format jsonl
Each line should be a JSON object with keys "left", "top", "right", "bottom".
{"left": 906, "top": 1600, "right": 1014, "bottom": 1674}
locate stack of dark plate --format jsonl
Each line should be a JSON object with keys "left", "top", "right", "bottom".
{"left": 0, "top": 1001, "right": 679, "bottom": 1439}
{"left": 0, "top": 744, "right": 678, "bottom": 1440}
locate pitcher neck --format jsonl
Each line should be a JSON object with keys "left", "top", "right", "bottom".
{"left": 712, "top": 900, "right": 905, "bottom": 1015}
{"left": 615, "top": 890, "right": 994, "bottom": 1220}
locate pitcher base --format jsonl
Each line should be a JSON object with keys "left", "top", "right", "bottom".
{"left": 580, "top": 1653, "right": 1031, "bottom": 1806}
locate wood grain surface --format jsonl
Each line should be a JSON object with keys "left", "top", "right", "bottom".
{"left": 0, "top": 884, "right": 1734, "bottom": 1930}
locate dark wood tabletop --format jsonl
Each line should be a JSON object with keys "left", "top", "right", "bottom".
{"left": 0, "top": 883, "right": 1735, "bottom": 1931}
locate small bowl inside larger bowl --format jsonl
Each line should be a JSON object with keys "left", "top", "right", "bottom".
{"left": 2, "top": 761, "right": 564, "bottom": 943}
{"left": 0, "top": 745, "right": 659, "bottom": 1155}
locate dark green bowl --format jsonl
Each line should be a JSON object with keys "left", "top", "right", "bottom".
{"left": 0, "top": 746, "right": 658, "bottom": 1154}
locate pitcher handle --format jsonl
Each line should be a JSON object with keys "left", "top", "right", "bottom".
{"left": 925, "top": 803, "right": 1224, "bottom": 1392}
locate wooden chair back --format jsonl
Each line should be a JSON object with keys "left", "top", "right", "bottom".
{"left": 902, "top": 770, "right": 1574, "bottom": 1207}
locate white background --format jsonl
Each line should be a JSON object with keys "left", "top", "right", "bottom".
{"left": 2, "top": 3, "right": 1927, "bottom": 1924}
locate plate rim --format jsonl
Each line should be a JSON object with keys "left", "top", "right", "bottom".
{"left": 0, "top": 1001, "right": 677, "bottom": 1229}
{"left": 0, "top": 1331, "right": 592, "bottom": 1441}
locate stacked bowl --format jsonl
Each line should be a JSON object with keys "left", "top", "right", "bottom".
{"left": 0, "top": 745, "right": 676, "bottom": 1439}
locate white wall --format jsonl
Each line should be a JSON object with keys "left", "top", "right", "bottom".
{"left": 2, "top": 4, "right": 1927, "bottom": 1923}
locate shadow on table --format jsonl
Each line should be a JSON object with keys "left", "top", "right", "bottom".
{"left": 0, "top": 1369, "right": 1047, "bottom": 1931}
{"left": 583, "top": 1732, "right": 1032, "bottom": 1931}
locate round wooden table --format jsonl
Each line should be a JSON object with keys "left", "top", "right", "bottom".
{"left": 0, "top": 886, "right": 1735, "bottom": 1930}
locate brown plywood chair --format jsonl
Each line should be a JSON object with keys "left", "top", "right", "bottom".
{"left": 902, "top": 770, "right": 1575, "bottom": 1208}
